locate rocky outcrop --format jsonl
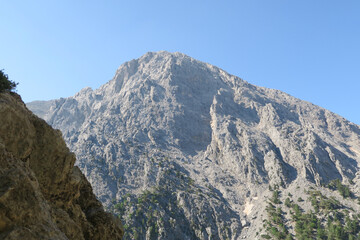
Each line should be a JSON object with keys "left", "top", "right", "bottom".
{"left": 28, "top": 51, "right": 360, "bottom": 239}
{"left": 0, "top": 93, "right": 123, "bottom": 239}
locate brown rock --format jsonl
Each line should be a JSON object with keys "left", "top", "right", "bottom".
{"left": 0, "top": 93, "right": 123, "bottom": 239}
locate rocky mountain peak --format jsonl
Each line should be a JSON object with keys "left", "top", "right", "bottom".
{"left": 102, "top": 51, "right": 236, "bottom": 98}
{"left": 27, "top": 52, "right": 360, "bottom": 239}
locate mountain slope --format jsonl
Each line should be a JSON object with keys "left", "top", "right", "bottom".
{"left": 28, "top": 51, "right": 360, "bottom": 239}
{"left": 0, "top": 92, "right": 123, "bottom": 239}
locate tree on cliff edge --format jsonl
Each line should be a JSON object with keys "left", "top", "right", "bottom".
{"left": 0, "top": 69, "right": 18, "bottom": 92}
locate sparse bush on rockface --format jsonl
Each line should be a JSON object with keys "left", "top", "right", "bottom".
{"left": 262, "top": 187, "right": 360, "bottom": 240}
{"left": 0, "top": 69, "right": 18, "bottom": 92}
{"left": 328, "top": 179, "right": 352, "bottom": 198}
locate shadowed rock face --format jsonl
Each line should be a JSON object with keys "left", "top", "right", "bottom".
{"left": 28, "top": 51, "right": 360, "bottom": 239}
{"left": 0, "top": 93, "right": 123, "bottom": 240}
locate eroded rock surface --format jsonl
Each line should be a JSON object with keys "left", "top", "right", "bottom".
{"left": 28, "top": 51, "right": 360, "bottom": 239}
{"left": 0, "top": 93, "right": 123, "bottom": 239}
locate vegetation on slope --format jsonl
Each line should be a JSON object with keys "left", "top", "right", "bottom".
{"left": 260, "top": 181, "right": 360, "bottom": 240}
{"left": 110, "top": 152, "right": 237, "bottom": 240}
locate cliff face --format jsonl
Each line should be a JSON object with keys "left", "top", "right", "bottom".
{"left": 28, "top": 52, "right": 360, "bottom": 239}
{"left": 0, "top": 93, "right": 123, "bottom": 239}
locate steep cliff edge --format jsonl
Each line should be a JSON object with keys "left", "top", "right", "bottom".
{"left": 0, "top": 92, "right": 123, "bottom": 239}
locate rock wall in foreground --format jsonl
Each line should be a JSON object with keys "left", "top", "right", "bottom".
{"left": 0, "top": 93, "right": 123, "bottom": 240}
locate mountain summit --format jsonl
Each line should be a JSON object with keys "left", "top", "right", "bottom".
{"left": 28, "top": 51, "right": 360, "bottom": 239}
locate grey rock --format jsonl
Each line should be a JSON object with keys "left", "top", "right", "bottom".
{"left": 28, "top": 51, "right": 360, "bottom": 239}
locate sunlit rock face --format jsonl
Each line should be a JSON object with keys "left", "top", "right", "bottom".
{"left": 1, "top": 93, "right": 123, "bottom": 240}
{"left": 29, "top": 51, "right": 360, "bottom": 239}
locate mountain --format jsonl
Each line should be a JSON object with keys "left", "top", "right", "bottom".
{"left": 26, "top": 99, "right": 56, "bottom": 121}
{"left": 28, "top": 51, "right": 360, "bottom": 239}
{"left": 0, "top": 92, "right": 123, "bottom": 239}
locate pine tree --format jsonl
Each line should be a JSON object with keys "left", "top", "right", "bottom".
{"left": 0, "top": 70, "right": 18, "bottom": 92}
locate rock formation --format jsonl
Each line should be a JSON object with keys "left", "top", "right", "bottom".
{"left": 0, "top": 92, "right": 123, "bottom": 239}
{"left": 28, "top": 51, "right": 360, "bottom": 239}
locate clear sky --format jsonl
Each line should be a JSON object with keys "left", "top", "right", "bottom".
{"left": 1, "top": 1, "right": 359, "bottom": 125}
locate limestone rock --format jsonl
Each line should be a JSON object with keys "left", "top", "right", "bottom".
{"left": 0, "top": 93, "right": 123, "bottom": 239}
{"left": 28, "top": 51, "right": 360, "bottom": 239}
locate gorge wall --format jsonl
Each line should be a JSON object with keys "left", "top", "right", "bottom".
{"left": 0, "top": 92, "right": 123, "bottom": 239}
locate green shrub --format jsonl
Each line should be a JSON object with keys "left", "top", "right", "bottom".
{"left": 285, "top": 197, "right": 292, "bottom": 207}
{"left": 0, "top": 70, "right": 18, "bottom": 92}
{"left": 328, "top": 179, "right": 351, "bottom": 198}
{"left": 271, "top": 190, "right": 281, "bottom": 204}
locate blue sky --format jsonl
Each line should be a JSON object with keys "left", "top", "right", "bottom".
{"left": 1, "top": 1, "right": 359, "bottom": 124}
